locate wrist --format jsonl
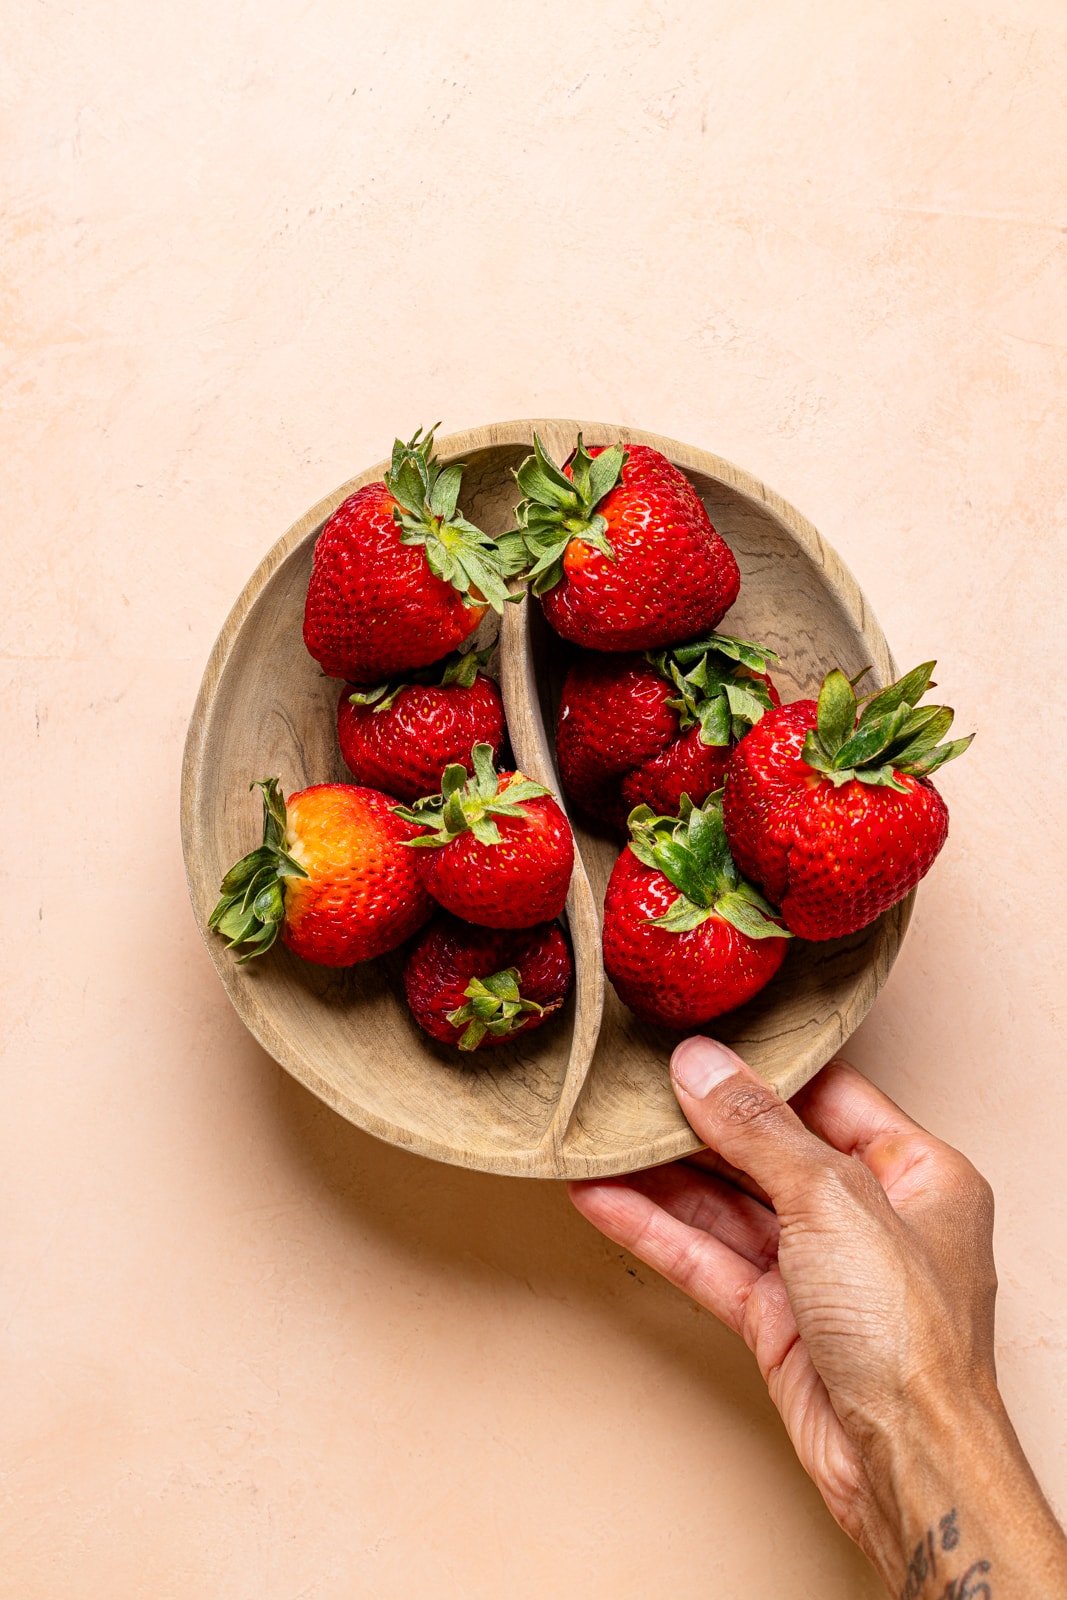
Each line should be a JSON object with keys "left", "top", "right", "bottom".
{"left": 855, "top": 1379, "right": 1067, "bottom": 1597}
{"left": 859, "top": 1378, "right": 1016, "bottom": 1589}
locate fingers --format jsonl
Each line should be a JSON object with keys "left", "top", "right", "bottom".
{"left": 567, "top": 1175, "right": 857, "bottom": 1506}
{"left": 790, "top": 1059, "right": 935, "bottom": 1200}
{"left": 670, "top": 1037, "right": 850, "bottom": 1215}
{"left": 566, "top": 1178, "right": 760, "bottom": 1334}
{"left": 790, "top": 1058, "right": 925, "bottom": 1159}
{"left": 623, "top": 1162, "right": 780, "bottom": 1270}
{"left": 791, "top": 1060, "right": 991, "bottom": 1217}
{"left": 683, "top": 1147, "right": 774, "bottom": 1210}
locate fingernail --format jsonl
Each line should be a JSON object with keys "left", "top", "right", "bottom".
{"left": 671, "top": 1037, "right": 741, "bottom": 1099}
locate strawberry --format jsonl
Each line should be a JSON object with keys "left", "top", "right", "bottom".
{"left": 210, "top": 778, "right": 432, "bottom": 966}
{"left": 555, "top": 632, "right": 780, "bottom": 831}
{"left": 394, "top": 743, "right": 574, "bottom": 928}
{"left": 336, "top": 647, "right": 506, "bottom": 804}
{"left": 403, "top": 915, "right": 573, "bottom": 1050}
{"left": 602, "top": 794, "right": 790, "bottom": 1030}
{"left": 303, "top": 427, "right": 523, "bottom": 681}
{"left": 723, "top": 662, "right": 973, "bottom": 940}
{"left": 503, "top": 434, "right": 740, "bottom": 651}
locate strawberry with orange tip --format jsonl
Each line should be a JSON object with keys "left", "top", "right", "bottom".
{"left": 395, "top": 743, "right": 574, "bottom": 928}
{"left": 723, "top": 662, "right": 973, "bottom": 941}
{"left": 210, "top": 778, "right": 432, "bottom": 967}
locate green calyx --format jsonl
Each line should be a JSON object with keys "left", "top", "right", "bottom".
{"left": 646, "top": 632, "right": 779, "bottom": 746}
{"left": 208, "top": 779, "right": 308, "bottom": 961}
{"left": 393, "top": 742, "right": 551, "bottom": 848}
{"left": 628, "top": 793, "right": 791, "bottom": 939}
{"left": 497, "top": 432, "right": 628, "bottom": 595}
{"left": 386, "top": 426, "right": 526, "bottom": 614}
{"left": 446, "top": 967, "right": 545, "bottom": 1050}
{"left": 347, "top": 645, "right": 494, "bottom": 714}
{"left": 801, "top": 662, "right": 974, "bottom": 792}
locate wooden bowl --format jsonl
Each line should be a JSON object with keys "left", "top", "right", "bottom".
{"left": 181, "top": 420, "right": 910, "bottom": 1179}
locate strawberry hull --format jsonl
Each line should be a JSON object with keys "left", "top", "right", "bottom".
{"left": 602, "top": 849, "right": 787, "bottom": 1029}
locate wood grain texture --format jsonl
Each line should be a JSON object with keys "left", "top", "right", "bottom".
{"left": 181, "top": 420, "right": 912, "bottom": 1178}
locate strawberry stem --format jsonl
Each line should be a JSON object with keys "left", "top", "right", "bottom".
{"left": 393, "top": 743, "right": 552, "bottom": 848}
{"left": 645, "top": 632, "right": 779, "bottom": 746}
{"left": 386, "top": 427, "right": 526, "bottom": 614}
{"left": 446, "top": 967, "right": 546, "bottom": 1050}
{"left": 801, "top": 663, "right": 974, "bottom": 789}
{"left": 627, "top": 793, "right": 790, "bottom": 938}
{"left": 501, "top": 433, "right": 628, "bottom": 596}
{"left": 346, "top": 645, "right": 494, "bottom": 713}
{"left": 208, "top": 779, "right": 308, "bottom": 961}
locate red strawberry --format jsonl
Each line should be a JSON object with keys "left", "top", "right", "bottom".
{"left": 505, "top": 434, "right": 740, "bottom": 651}
{"left": 395, "top": 744, "right": 574, "bottom": 928}
{"left": 403, "top": 915, "right": 573, "bottom": 1050}
{"left": 602, "top": 794, "right": 790, "bottom": 1030}
{"left": 555, "top": 652, "right": 678, "bottom": 828}
{"left": 337, "top": 648, "right": 506, "bottom": 804}
{"left": 210, "top": 778, "right": 432, "bottom": 966}
{"left": 723, "top": 662, "right": 973, "bottom": 940}
{"left": 555, "top": 633, "right": 780, "bottom": 832}
{"left": 303, "top": 427, "right": 522, "bottom": 680}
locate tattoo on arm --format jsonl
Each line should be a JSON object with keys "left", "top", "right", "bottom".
{"left": 899, "top": 1511, "right": 992, "bottom": 1600}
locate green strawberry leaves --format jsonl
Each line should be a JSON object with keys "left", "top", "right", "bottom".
{"left": 446, "top": 967, "right": 546, "bottom": 1050}
{"left": 208, "top": 778, "right": 308, "bottom": 961}
{"left": 502, "top": 432, "right": 628, "bottom": 595}
{"left": 645, "top": 632, "right": 779, "bottom": 746}
{"left": 394, "top": 743, "right": 552, "bottom": 849}
{"left": 439, "top": 646, "right": 493, "bottom": 689}
{"left": 802, "top": 663, "right": 974, "bottom": 791}
{"left": 386, "top": 426, "right": 526, "bottom": 614}
{"left": 628, "top": 793, "right": 790, "bottom": 940}
{"left": 346, "top": 646, "right": 494, "bottom": 714}
{"left": 814, "top": 669, "right": 859, "bottom": 757}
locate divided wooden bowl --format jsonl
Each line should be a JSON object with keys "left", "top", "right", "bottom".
{"left": 181, "top": 420, "right": 911, "bottom": 1179}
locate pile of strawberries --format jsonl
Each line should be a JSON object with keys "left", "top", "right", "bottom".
{"left": 212, "top": 427, "right": 972, "bottom": 1047}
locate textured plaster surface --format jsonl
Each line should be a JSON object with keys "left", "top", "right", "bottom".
{"left": 4, "top": 1, "right": 1067, "bottom": 1594}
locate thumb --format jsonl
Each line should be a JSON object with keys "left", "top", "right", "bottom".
{"left": 671, "top": 1036, "right": 838, "bottom": 1212}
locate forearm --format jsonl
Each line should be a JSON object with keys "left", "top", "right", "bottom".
{"left": 860, "top": 1384, "right": 1067, "bottom": 1598}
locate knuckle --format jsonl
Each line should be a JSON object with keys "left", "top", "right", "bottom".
{"left": 716, "top": 1082, "right": 787, "bottom": 1134}
{"left": 665, "top": 1230, "right": 719, "bottom": 1303}
{"left": 937, "top": 1147, "right": 995, "bottom": 1213}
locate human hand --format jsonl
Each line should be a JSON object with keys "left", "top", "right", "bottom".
{"left": 568, "top": 1039, "right": 1067, "bottom": 1597}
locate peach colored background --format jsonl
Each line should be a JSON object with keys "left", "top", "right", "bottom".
{"left": 6, "top": 1, "right": 1067, "bottom": 1594}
